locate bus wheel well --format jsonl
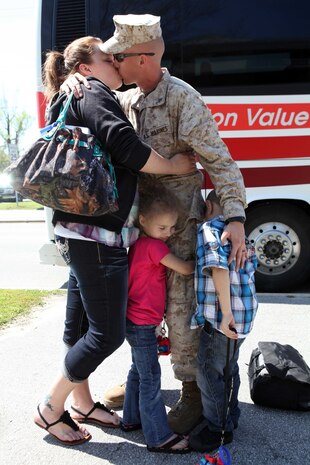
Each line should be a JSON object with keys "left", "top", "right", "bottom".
{"left": 247, "top": 199, "right": 310, "bottom": 216}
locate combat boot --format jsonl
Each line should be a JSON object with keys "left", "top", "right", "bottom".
{"left": 167, "top": 381, "right": 203, "bottom": 434}
{"left": 103, "top": 382, "right": 126, "bottom": 409}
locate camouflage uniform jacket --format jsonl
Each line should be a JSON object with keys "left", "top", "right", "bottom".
{"left": 117, "top": 68, "right": 247, "bottom": 232}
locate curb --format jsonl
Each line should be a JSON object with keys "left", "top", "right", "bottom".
{"left": 0, "top": 219, "right": 44, "bottom": 223}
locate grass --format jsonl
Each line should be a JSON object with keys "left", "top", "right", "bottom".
{"left": 0, "top": 201, "right": 62, "bottom": 327}
{"left": 0, "top": 200, "right": 43, "bottom": 210}
{"left": 0, "top": 289, "right": 64, "bottom": 327}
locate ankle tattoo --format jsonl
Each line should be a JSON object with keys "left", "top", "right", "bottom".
{"left": 43, "top": 395, "right": 54, "bottom": 411}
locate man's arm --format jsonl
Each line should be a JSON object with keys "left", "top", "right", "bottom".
{"left": 178, "top": 93, "right": 246, "bottom": 217}
{"left": 211, "top": 267, "right": 238, "bottom": 339}
{"left": 177, "top": 89, "right": 247, "bottom": 267}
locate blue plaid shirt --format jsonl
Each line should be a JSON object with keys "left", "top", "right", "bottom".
{"left": 190, "top": 215, "right": 258, "bottom": 337}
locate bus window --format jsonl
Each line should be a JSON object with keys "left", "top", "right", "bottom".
{"left": 176, "top": 42, "right": 310, "bottom": 93}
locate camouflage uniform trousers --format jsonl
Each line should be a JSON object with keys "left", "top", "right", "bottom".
{"left": 165, "top": 217, "right": 201, "bottom": 382}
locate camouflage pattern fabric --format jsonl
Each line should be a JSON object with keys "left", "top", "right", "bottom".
{"left": 101, "top": 14, "right": 162, "bottom": 54}
{"left": 165, "top": 217, "right": 201, "bottom": 380}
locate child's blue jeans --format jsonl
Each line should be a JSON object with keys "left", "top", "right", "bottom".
{"left": 196, "top": 323, "right": 245, "bottom": 432}
{"left": 123, "top": 319, "right": 173, "bottom": 447}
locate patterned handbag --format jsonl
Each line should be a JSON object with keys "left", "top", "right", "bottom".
{"left": 5, "top": 93, "right": 118, "bottom": 216}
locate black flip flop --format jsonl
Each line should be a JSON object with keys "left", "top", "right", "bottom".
{"left": 147, "top": 434, "right": 192, "bottom": 454}
{"left": 34, "top": 404, "right": 92, "bottom": 445}
{"left": 71, "top": 401, "right": 120, "bottom": 428}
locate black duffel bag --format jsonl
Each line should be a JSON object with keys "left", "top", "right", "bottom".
{"left": 248, "top": 341, "right": 310, "bottom": 411}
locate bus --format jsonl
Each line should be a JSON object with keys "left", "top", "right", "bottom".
{"left": 37, "top": 0, "right": 310, "bottom": 292}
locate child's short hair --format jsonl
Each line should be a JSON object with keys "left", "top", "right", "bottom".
{"left": 138, "top": 178, "right": 181, "bottom": 219}
{"left": 206, "top": 189, "right": 221, "bottom": 206}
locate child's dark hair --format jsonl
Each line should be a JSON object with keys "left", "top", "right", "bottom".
{"left": 206, "top": 189, "right": 220, "bottom": 205}
{"left": 138, "top": 178, "right": 181, "bottom": 220}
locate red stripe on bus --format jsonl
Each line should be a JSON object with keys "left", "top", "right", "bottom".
{"left": 224, "top": 136, "right": 310, "bottom": 161}
{"left": 36, "top": 92, "right": 47, "bottom": 128}
{"left": 201, "top": 165, "right": 310, "bottom": 189}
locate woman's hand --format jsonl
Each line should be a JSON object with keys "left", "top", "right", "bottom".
{"left": 169, "top": 152, "right": 197, "bottom": 175}
{"left": 60, "top": 72, "right": 90, "bottom": 98}
{"left": 141, "top": 150, "right": 197, "bottom": 175}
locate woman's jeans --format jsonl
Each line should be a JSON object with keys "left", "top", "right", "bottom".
{"left": 196, "top": 322, "right": 244, "bottom": 432}
{"left": 56, "top": 236, "right": 128, "bottom": 382}
{"left": 123, "top": 319, "right": 173, "bottom": 447}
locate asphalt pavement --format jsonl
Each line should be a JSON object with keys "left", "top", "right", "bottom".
{"left": 1, "top": 207, "right": 310, "bottom": 465}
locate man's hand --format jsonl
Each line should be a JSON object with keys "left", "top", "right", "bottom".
{"left": 220, "top": 313, "right": 238, "bottom": 340}
{"left": 60, "top": 72, "right": 90, "bottom": 98}
{"left": 170, "top": 152, "right": 197, "bottom": 175}
{"left": 221, "top": 221, "right": 246, "bottom": 271}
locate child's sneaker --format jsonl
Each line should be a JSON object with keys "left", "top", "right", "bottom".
{"left": 189, "top": 424, "right": 233, "bottom": 452}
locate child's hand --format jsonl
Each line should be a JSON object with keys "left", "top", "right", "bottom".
{"left": 220, "top": 313, "right": 238, "bottom": 339}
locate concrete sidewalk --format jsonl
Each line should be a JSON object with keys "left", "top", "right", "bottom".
{"left": 1, "top": 293, "right": 310, "bottom": 465}
{"left": 0, "top": 206, "right": 45, "bottom": 223}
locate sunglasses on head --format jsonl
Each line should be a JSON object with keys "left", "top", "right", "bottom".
{"left": 113, "top": 52, "right": 155, "bottom": 63}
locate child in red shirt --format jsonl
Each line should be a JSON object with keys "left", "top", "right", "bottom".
{"left": 122, "top": 182, "right": 194, "bottom": 454}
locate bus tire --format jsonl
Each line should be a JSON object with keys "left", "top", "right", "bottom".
{"left": 245, "top": 202, "right": 310, "bottom": 292}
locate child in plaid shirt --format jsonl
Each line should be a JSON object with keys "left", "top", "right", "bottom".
{"left": 189, "top": 190, "right": 258, "bottom": 452}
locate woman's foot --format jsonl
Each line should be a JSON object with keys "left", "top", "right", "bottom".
{"left": 34, "top": 403, "right": 91, "bottom": 445}
{"left": 71, "top": 401, "right": 120, "bottom": 428}
{"left": 147, "top": 433, "right": 192, "bottom": 454}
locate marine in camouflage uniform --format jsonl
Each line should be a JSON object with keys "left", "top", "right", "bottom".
{"left": 117, "top": 69, "right": 246, "bottom": 382}
{"left": 98, "top": 14, "right": 247, "bottom": 434}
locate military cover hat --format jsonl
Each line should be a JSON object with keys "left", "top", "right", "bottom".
{"left": 100, "top": 14, "right": 162, "bottom": 54}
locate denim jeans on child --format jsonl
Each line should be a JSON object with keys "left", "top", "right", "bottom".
{"left": 123, "top": 319, "right": 173, "bottom": 447}
{"left": 196, "top": 322, "right": 245, "bottom": 432}
{"left": 56, "top": 236, "right": 128, "bottom": 382}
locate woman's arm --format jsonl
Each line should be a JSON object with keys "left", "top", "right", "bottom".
{"left": 77, "top": 80, "right": 196, "bottom": 176}
{"left": 140, "top": 149, "right": 197, "bottom": 175}
{"left": 160, "top": 253, "right": 195, "bottom": 275}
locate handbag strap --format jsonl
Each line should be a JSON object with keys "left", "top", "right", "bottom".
{"left": 40, "top": 92, "right": 74, "bottom": 139}
{"left": 56, "top": 92, "right": 74, "bottom": 124}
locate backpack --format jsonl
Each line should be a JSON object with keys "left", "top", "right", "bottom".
{"left": 248, "top": 341, "right": 310, "bottom": 411}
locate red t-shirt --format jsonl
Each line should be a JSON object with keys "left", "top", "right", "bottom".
{"left": 127, "top": 236, "right": 170, "bottom": 325}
